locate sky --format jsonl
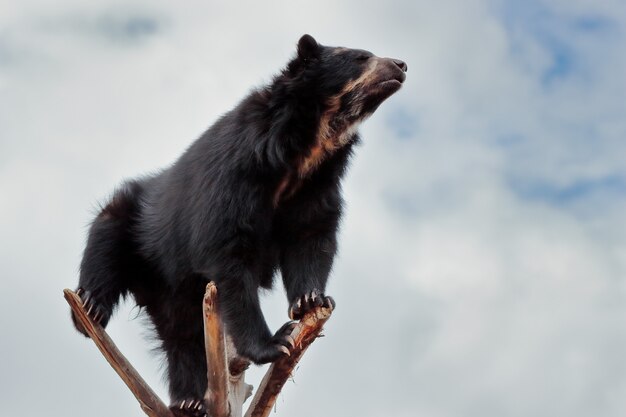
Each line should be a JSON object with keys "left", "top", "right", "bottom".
{"left": 1, "top": 0, "right": 626, "bottom": 416}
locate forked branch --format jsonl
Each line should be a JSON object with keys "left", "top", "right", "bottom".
{"left": 64, "top": 284, "right": 332, "bottom": 417}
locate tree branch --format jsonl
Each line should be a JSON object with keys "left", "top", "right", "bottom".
{"left": 65, "top": 286, "right": 332, "bottom": 417}
{"left": 244, "top": 306, "right": 333, "bottom": 417}
{"left": 63, "top": 289, "right": 173, "bottom": 417}
{"left": 203, "top": 282, "right": 230, "bottom": 417}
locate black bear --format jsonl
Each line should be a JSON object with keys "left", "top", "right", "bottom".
{"left": 72, "top": 34, "right": 406, "bottom": 416}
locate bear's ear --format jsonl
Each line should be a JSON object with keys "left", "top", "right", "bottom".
{"left": 297, "top": 34, "right": 320, "bottom": 61}
{"left": 286, "top": 34, "right": 320, "bottom": 76}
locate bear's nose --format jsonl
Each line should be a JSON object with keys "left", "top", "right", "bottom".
{"left": 393, "top": 59, "right": 408, "bottom": 72}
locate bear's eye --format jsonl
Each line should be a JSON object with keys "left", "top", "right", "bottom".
{"left": 355, "top": 54, "right": 370, "bottom": 62}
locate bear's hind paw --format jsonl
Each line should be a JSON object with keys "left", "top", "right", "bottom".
{"left": 72, "top": 288, "right": 112, "bottom": 336}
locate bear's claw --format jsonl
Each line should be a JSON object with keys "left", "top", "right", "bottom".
{"left": 170, "top": 399, "right": 207, "bottom": 417}
{"left": 272, "top": 321, "right": 297, "bottom": 350}
{"left": 288, "top": 290, "right": 335, "bottom": 320}
{"left": 242, "top": 321, "right": 297, "bottom": 364}
{"left": 71, "top": 287, "right": 112, "bottom": 336}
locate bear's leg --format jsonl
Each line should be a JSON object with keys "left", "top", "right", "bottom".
{"left": 72, "top": 183, "right": 143, "bottom": 335}
{"left": 165, "top": 336, "right": 209, "bottom": 417}
{"left": 280, "top": 232, "right": 337, "bottom": 320}
{"left": 215, "top": 264, "right": 296, "bottom": 364}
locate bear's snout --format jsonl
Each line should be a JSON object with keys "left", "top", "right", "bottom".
{"left": 392, "top": 59, "right": 408, "bottom": 72}
{"left": 378, "top": 57, "right": 407, "bottom": 84}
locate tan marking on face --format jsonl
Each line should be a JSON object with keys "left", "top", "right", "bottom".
{"left": 277, "top": 58, "right": 382, "bottom": 184}
{"left": 336, "top": 123, "right": 360, "bottom": 147}
{"left": 295, "top": 92, "right": 342, "bottom": 178}
{"left": 295, "top": 59, "right": 380, "bottom": 178}
{"left": 342, "top": 58, "right": 380, "bottom": 95}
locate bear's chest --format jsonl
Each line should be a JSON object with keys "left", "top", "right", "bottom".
{"left": 272, "top": 172, "right": 302, "bottom": 207}
{"left": 272, "top": 128, "right": 357, "bottom": 208}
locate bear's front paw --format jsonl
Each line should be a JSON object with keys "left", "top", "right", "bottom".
{"left": 71, "top": 288, "right": 112, "bottom": 337}
{"left": 288, "top": 290, "right": 335, "bottom": 320}
{"left": 244, "top": 321, "right": 297, "bottom": 364}
{"left": 170, "top": 399, "right": 207, "bottom": 417}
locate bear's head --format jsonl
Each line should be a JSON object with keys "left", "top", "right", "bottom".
{"left": 280, "top": 34, "right": 407, "bottom": 176}
{"left": 288, "top": 34, "right": 406, "bottom": 117}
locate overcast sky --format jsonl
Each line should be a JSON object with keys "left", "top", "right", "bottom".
{"left": 1, "top": 0, "right": 626, "bottom": 416}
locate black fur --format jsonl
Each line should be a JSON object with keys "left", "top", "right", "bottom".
{"left": 72, "top": 35, "right": 406, "bottom": 412}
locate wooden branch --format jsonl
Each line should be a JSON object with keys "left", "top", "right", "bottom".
{"left": 204, "top": 283, "right": 254, "bottom": 417}
{"left": 203, "top": 282, "right": 230, "bottom": 417}
{"left": 66, "top": 284, "right": 332, "bottom": 417}
{"left": 63, "top": 289, "right": 173, "bottom": 417}
{"left": 244, "top": 306, "right": 333, "bottom": 417}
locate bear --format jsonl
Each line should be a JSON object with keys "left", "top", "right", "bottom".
{"left": 71, "top": 34, "right": 406, "bottom": 417}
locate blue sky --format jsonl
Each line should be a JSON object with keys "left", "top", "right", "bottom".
{"left": 1, "top": 1, "right": 625, "bottom": 416}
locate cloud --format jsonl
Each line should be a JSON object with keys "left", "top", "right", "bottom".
{"left": 38, "top": 11, "right": 165, "bottom": 48}
{"left": 574, "top": 15, "right": 617, "bottom": 32}
{"left": 385, "top": 107, "right": 419, "bottom": 140}
{"left": 0, "top": 39, "right": 14, "bottom": 66}
{"left": 508, "top": 174, "right": 626, "bottom": 207}
{"left": 1, "top": 1, "right": 626, "bottom": 417}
